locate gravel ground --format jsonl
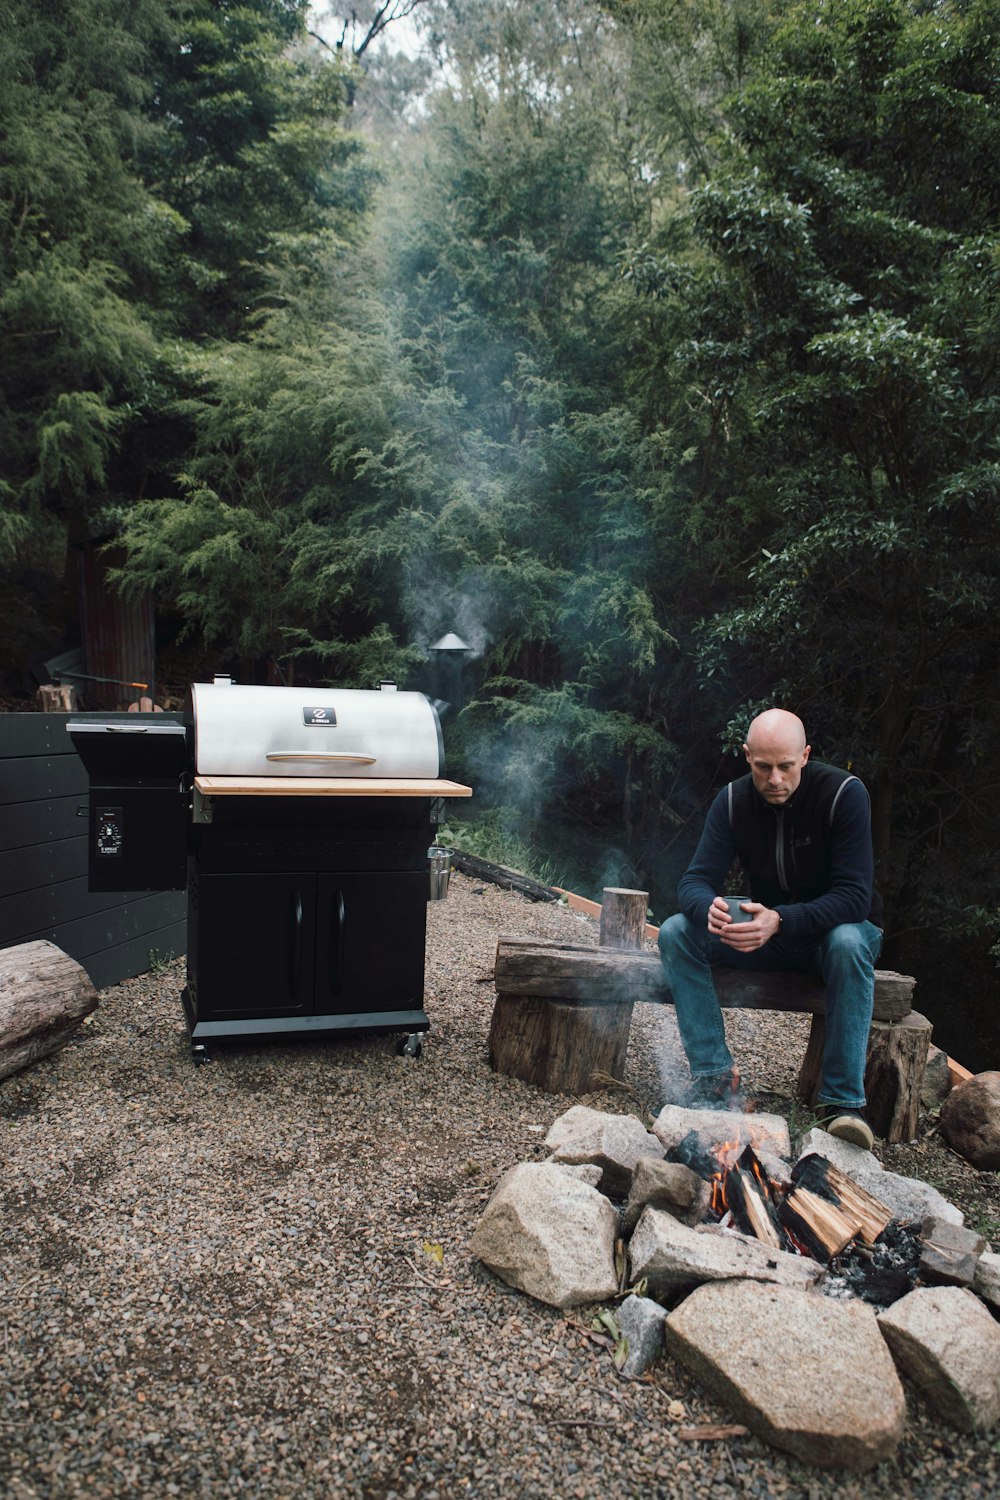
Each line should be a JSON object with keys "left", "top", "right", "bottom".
{"left": 2, "top": 872, "right": 999, "bottom": 1499}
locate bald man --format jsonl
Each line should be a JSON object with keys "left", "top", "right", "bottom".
{"left": 658, "top": 709, "right": 883, "bottom": 1148}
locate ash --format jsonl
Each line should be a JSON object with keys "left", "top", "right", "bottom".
{"left": 825, "top": 1221, "right": 922, "bottom": 1307}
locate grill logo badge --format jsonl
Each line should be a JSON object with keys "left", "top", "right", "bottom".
{"left": 303, "top": 707, "right": 338, "bottom": 726}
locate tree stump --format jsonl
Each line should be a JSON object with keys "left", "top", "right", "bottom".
{"left": 36, "top": 682, "right": 78, "bottom": 712}
{"left": 488, "top": 888, "right": 646, "bottom": 1093}
{"left": 0, "top": 941, "right": 99, "bottom": 1081}
{"left": 797, "top": 1010, "right": 933, "bottom": 1144}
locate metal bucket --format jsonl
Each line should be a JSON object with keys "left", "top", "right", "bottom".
{"left": 428, "top": 846, "right": 452, "bottom": 901}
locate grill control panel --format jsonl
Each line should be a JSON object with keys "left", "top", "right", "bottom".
{"left": 96, "top": 805, "right": 123, "bottom": 858}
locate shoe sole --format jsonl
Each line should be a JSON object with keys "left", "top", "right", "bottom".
{"left": 824, "top": 1115, "right": 874, "bottom": 1151}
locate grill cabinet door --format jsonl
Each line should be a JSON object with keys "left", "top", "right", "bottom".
{"left": 188, "top": 869, "right": 427, "bottom": 1021}
{"left": 190, "top": 872, "right": 317, "bottom": 1017}
{"left": 317, "top": 872, "right": 427, "bottom": 1014}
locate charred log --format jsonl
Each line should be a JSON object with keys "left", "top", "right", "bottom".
{"left": 791, "top": 1155, "right": 893, "bottom": 1247}
{"left": 725, "top": 1144, "right": 789, "bottom": 1251}
{"left": 780, "top": 1186, "right": 860, "bottom": 1261}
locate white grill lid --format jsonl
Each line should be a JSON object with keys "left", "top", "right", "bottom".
{"left": 191, "top": 683, "right": 443, "bottom": 779}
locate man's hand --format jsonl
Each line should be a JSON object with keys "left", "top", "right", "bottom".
{"left": 707, "top": 896, "right": 780, "bottom": 952}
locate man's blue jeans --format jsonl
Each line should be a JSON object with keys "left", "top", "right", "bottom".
{"left": 657, "top": 914, "right": 883, "bottom": 1109}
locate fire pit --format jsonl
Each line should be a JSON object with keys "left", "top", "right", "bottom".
{"left": 663, "top": 1122, "right": 954, "bottom": 1309}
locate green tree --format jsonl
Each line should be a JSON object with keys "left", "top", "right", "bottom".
{"left": 0, "top": 0, "right": 175, "bottom": 666}
{"left": 628, "top": 0, "right": 1000, "bottom": 1053}
{"left": 0, "top": 0, "right": 368, "bottom": 682}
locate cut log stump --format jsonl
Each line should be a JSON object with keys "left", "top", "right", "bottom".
{"left": 797, "top": 1010, "right": 933, "bottom": 1144}
{"left": 36, "top": 682, "right": 79, "bottom": 712}
{"left": 0, "top": 941, "right": 99, "bottom": 1082}
{"left": 488, "top": 888, "right": 647, "bottom": 1094}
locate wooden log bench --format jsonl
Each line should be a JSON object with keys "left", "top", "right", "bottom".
{"left": 488, "top": 891, "right": 928, "bottom": 1143}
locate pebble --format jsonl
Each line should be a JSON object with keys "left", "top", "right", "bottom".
{"left": 1, "top": 874, "right": 998, "bottom": 1498}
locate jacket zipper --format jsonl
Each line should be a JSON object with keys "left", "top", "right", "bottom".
{"left": 775, "top": 809, "right": 789, "bottom": 890}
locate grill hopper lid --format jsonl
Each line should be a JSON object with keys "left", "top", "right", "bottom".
{"left": 191, "top": 682, "right": 444, "bottom": 779}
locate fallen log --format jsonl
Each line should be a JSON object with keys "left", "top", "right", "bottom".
{"left": 0, "top": 941, "right": 99, "bottom": 1081}
{"left": 450, "top": 851, "right": 560, "bottom": 903}
{"left": 492, "top": 937, "right": 915, "bottom": 1022}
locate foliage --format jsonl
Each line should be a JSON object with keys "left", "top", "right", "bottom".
{"left": 0, "top": 0, "right": 365, "bottom": 678}
{"left": 623, "top": 0, "right": 1000, "bottom": 1054}
{"left": 435, "top": 808, "right": 563, "bottom": 889}
{"left": 4, "top": 0, "right": 1000, "bottom": 1060}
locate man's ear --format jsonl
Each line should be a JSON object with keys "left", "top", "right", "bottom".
{"left": 802, "top": 744, "right": 812, "bottom": 764}
{"left": 742, "top": 742, "right": 750, "bottom": 764}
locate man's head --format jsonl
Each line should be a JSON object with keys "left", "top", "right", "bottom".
{"left": 743, "top": 709, "right": 810, "bottom": 804}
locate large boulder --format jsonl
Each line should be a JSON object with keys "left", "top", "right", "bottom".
{"left": 878, "top": 1286, "right": 1000, "bottom": 1432}
{"left": 666, "top": 1280, "right": 905, "bottom": 1471}
{"left": 544, "top": 1105, "right": 663, "bottom": 1196}
{"left": 939, "top": 1072, "right": 1000, "bottom": 1170}
{"left": 468, "top": 1161, "right": 619, "bottom": 1309}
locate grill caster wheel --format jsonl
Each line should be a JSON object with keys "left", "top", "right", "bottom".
{"left": 397, "top": 1033, "right": 423, "bottom": 1059}
{"left": 191, "top": 1043, "right": 211, "bottom": 1066}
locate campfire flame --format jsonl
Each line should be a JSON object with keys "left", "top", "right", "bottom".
{"left": 709, "top": 1135, "right": 742, "bottom": 1217}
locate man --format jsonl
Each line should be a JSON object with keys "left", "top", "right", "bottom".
{"left": 658, "top": 708, "right": 882, "bottom": 1149}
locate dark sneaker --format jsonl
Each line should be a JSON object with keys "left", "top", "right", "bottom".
{"left": 815, "top": 1106, "right": 874, "bottom": 1151}
{"left": 685, "top": 1067, "right": 745, "bottom": 1113}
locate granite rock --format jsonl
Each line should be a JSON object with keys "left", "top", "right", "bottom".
{"left": 544, "top": 1105, "right": 664, "bottom": 1196}
{"left": 879, "top": 1286, "right": 1000, "bottom": 1432}
{"left": 939, "top": 1072, "right": 1000, "bottom": 1171}
{"left": 666, "top": 1280, "right": 905, "bottom": 1470}
{"left": 469, "top": 1162, "right": 619, "bottom": 1309}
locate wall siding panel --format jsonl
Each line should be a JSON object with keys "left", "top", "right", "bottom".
{"left": 0, "top": 712, "right": 186, "bottom": 987}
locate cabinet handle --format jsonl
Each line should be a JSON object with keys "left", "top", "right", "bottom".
{"left": 329, "top": 889, "right": 346, "bottom": 998}
{"left": 289, "top": 889, "right": 304, "bottom": 1000}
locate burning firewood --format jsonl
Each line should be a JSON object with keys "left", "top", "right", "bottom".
{"left": 791, "top": 1155, "right": 893, "bottom": 1247}
{"left": 779, "top": 1185, "right": 860, "bottom": 1260}
{"left": 724, "top": 1144, "right": 788, "bottom": 1251}
{"left": 778, "top": 1154, "right": 894, "bottom": 1261}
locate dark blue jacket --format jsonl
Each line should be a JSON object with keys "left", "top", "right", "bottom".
{"left": 678, "top": 759, "right": 881, "bottom": 941}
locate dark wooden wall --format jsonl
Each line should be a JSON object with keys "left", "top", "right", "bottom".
{"left": 0, "top": 713, "right": 186, "bottom": 989}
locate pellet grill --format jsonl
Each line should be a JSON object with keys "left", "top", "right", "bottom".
{"left": 68, "top": 678, "right": 471, "bottom": 1056}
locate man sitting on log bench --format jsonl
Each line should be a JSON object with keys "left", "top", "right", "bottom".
{"left": 658, "top": 708, "right": 882, "bottom": 1150}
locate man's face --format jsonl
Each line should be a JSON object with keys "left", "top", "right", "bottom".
{"left": 743, "top": 731, "right": 811, "bottom": 804}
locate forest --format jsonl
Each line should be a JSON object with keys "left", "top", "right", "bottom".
{"left": 2, "top": 0, "right": 999, "bottom": 1065}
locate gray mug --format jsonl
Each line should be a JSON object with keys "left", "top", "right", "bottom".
{"left": 721, "top": 896, "right": 754, "bottom": 923}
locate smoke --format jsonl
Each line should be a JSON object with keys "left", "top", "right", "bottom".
{"left": 404, "top": 561, "right": 495, "bottom": 662}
